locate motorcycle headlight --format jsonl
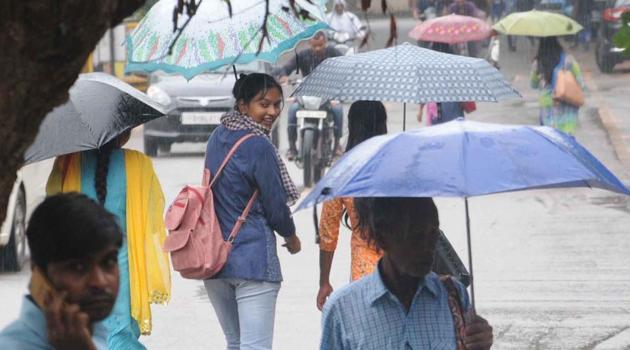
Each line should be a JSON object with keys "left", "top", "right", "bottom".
{"left": 302, "top": 96, "right": 323, "bottom": 110}
{"left": 147, "top": 86, "right": 172, "bottom": 106}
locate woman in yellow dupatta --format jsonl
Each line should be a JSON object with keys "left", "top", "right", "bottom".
{"left": 47, "top": 130, "right": 171, "bottom": 349}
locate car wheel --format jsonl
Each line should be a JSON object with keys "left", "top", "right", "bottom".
{"left": 144, "top": 136, "right": 158, "bottom": 157}
{"left": 158, "top": 142, "right": 172, "bottom": 155}
{"left": 0, "top": 188, "right": 27, "bottom": 272}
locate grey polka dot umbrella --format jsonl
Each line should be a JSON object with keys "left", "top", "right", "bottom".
{"left": 292, "top": 42, "right": 520, "bottom": 104}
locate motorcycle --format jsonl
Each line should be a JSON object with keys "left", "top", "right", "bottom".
{"left": 288, "top": 84, "right": 337, "bottom": 188}
{"left": 328, "top": 27, "right": 366, "bottom": 55}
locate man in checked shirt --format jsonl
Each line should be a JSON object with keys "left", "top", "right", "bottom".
{"left": 320, "top": 197, "right": 493, "bottom": 350}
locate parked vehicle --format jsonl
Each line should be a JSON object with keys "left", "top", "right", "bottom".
{"left": 595, "top": 0, "right": 630, "bottom": 73}
{"left": 289, "top": 90, "right": 337, "bottom": 188}
{"left": 144, "top": 61, "right": 277, "bottom": 156}
{"left": 0, "top": 160, "right": 54, "bottom": 272}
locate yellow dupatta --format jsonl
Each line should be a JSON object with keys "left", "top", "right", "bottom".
{"left": 124, "top": 149, "right": 171, "bottom": 335}
{"left": 46, "top": 150, "right": 171, "bottom": 335}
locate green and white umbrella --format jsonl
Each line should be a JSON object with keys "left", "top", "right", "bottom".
{"left": 126, "top": 0, "right": 328, "bottom": 79}
{"left": 492, "top": 10, "right": 583, "bottom": 37}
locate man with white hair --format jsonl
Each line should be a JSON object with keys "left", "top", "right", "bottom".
{"left": 326, "top": 0, "right": 366, "bottom": 40}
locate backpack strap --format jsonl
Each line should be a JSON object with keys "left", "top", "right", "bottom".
{"left": 226, "top": 190, "right": 259, "bottom": 243}
{"left": 205, "top": 133, "right": 260, "bottom": 244}
{"left": 207, "top": 134, "right": 257, "bottom": 187}
{"left": 440, "top": 275, "right": 467, "bottom": 350}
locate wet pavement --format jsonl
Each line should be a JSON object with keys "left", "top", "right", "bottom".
{"left": 1, "top": 16, "right": 629, "bottom": 350}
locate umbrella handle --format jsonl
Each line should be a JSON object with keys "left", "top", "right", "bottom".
{"left": 465, "top": 197, "right": 476, "bottom": 314}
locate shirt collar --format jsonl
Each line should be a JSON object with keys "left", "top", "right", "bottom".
{"left": 19, "top": 296, "right": 47, "bottom": 339}
{"left": 367, "top": 261, "right": 441, "bottom": 306}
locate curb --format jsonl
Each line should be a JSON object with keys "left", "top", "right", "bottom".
{"left": 582, "top": 70, "right": 630, "bottom": 167}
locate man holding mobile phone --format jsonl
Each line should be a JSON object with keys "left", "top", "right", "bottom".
{"left": 0, "top": 193, "right": 122, "bottom": 350}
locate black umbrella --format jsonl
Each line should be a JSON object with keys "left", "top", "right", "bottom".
{"left": 24, "top": 73, "right": 167, "bottom": 164}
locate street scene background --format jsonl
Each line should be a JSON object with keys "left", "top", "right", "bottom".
{"left": 2, "top": 14, "right": 630, "bottom": 350}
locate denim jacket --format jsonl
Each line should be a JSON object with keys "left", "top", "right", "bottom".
{"left": 205, "top": 126, "right": 296, "bottom": 282}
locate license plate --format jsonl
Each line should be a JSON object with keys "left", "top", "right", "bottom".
{"left": 296, "top": 110, "right": 327, "bottom": 119}
{"left": 181, "top": 112, "right": 223, "bottom": 125}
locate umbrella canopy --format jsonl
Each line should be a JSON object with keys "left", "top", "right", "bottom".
{"left": 291, "top": 42, "right": 520, "bottom": 104}
{"left": 409, "top": 14, "right": 493, "bottom": 44}
{"left": 126, "top": 0, "right": 328, "bottom": 80}
{"left": 493, "top": 10, "right": 583, "bottom": 37}
{"left": 24, "top": 73, "right": 166, "bottom": 164}
{"left": 296, "top": 119, "right": 630, "bottom": 211}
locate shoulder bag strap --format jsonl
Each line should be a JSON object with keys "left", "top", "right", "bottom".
{"left": 440, "top": 275, "right": 467, "bottom": 350}
{"left": 207, "top": 134, "right": 257, "bottom": 187}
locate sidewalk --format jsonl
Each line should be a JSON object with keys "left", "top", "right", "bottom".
{"left": 569, "top": 47, "right": 630, "bottom": 173}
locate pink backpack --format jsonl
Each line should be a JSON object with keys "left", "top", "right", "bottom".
{"left": 163, "top": 134, "right": 258, "bottom": 279}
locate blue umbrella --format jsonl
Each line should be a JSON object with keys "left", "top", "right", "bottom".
{"left": 296, "top": 119, "right": 630, "bottom": 307}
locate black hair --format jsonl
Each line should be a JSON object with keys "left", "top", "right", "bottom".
{"left": 312, "top": 31, "right": 326, "bottom": 41}
{"left": 354, "top": 197, "right": 439, "bottom": 250}
{"left": 27, "top": 193, "right": 123, "bottom": 270}
{"left": 232, "top": 73, "right": 283, "bottom": 111}
{"left": 95, "top": 129, "right": 130, "bottom": 205}
{"left": 95, "top": 143, "right": 114, "bottom": 205}
{"left": 430, "top": 42, "right": 454, "bottom": 55}
{"left": 536, "top": 36, "right": 564, "bottom": 84}
{"left": 345, "top": 101, "right": 388, "bottom": 152}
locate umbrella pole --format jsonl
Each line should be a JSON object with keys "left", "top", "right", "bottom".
{"left": 232, "top": 65, "right": 238, "bottom": 80}
{"left": 465, "top": 197, "right": 476, "bottom": 313}
{"left": 403, "top": 103, "right": 407, "bottom": 131}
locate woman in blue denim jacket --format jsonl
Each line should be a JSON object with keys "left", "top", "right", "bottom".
{"left": 203, "top": 73, "right": 302, "bottom": 350}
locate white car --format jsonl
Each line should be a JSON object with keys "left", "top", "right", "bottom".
{"left": 0, "top": 160, "right": 54, "bottom": 272}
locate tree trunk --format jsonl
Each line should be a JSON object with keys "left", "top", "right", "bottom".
{"left": 0, "top": 1, "right": 145, "bottom": 225}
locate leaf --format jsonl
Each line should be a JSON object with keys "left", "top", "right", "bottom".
{"left": 224, "top": 0, "right": 233, "bottom": 17}
{"left": 359, "top": 29, "right": 370, "bottom": 48}
{"left": 381, "top": 0, "right": 387, "bottom": 14}
{"left": 385, "top": 15, "right": 397, "bottom": 48}
{"left": 361, "top": 0, "right": 371, "bottom": 11}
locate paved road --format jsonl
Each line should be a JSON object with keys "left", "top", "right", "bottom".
{"left": 1, "top": 16, "right": 629, "bottom": 350}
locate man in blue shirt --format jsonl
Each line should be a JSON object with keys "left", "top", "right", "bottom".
{"left": 320, "top": 197, "right": 493, "bottom": 349}
{"left": 0, "top": 193, "right": 122, "bottom": 350}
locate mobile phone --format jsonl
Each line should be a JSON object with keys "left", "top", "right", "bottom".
{"left": 29, "top": 266, "right": 58, "bottom": 308}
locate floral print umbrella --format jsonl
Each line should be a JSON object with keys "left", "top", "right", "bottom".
{"left": 126, "top": 0, "right": 328, "bottom": 79}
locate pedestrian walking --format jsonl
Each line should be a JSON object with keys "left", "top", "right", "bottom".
{"left": 447, "top": 0, "right": 484, "bottom": 57}
{"left": 491, "top": 0, "right": 505, "bottom": 22}
{"left": 316, "top": 101, "right": 388, "bottom": 311}
{"left": 571, "top": 0, "right": 593, "bottom": 50}
{"left": 0, "top": 193, "right": 122, "bottom": 350}
{"left": 320, "top": 197, "right": 494, "bottom": 349}
{"left": 417, "top": 43, "right": 477, "bottom": 125}
{"left": 530, "top": 36, "right": 585, "bottom": 135}
{"left": 46, "top": 130, "right": 171, "bottom": 349}
{"left": 203, "top": 73, "right": 301, "bottom": 350}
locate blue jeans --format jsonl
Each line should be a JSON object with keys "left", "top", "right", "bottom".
{"left": 287, "top": 101, "right": 343, "bottom": 149}
{"left": 204, "top": 278, "right": 281, "bottom": 350}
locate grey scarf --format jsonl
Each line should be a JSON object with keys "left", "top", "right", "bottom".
{"left": 221, "top": 111, "right": 299, "bottom": 206}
